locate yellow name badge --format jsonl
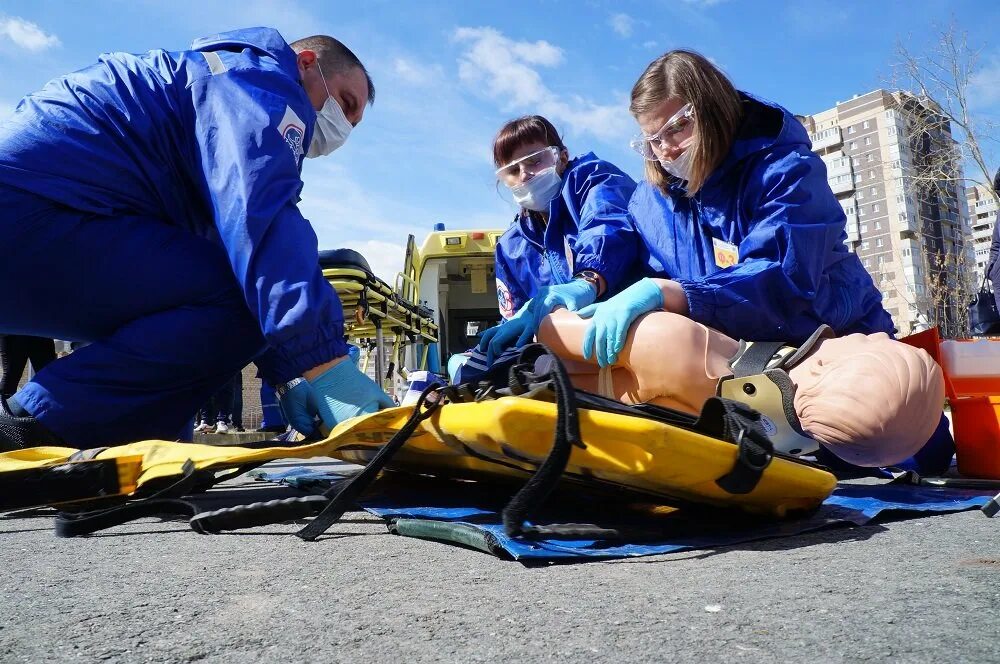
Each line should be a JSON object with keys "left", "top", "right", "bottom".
{"left": 713, "top": 237, "right": 739, "bottom": 268}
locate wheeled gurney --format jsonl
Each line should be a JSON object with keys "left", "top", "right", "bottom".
{"left": 318, "top": 247, "right": 438, "bottom": 390}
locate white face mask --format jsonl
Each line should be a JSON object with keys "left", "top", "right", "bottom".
{"left": 658, "top": 137, "right": 695, "bottom": 182}
{"left": 306, "top": 62, "right": 353, "bottom": 159}
{"left": 510, "top": 166, "right": 563, "bottom": 212}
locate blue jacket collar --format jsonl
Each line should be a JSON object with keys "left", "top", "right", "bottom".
{"left": 706, "top": 91, "right": 809, "bottom": 184}
{"left": 191, "top": 27, "right": 299, "bottom": 80}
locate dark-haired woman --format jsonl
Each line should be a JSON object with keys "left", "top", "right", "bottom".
{"left": 478, "top": 115, "right": 638, "bottom": 361}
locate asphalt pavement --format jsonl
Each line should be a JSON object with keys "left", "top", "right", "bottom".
{"left": 2, "top": 463, "right": 1000, "bottom": 664}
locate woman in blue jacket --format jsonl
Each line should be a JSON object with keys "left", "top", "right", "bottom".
{"left": 578, "top": 49, "right": 894, "bottom": 368}
{"left": 478, "top": 115, "right": 638, "bottom": 361}
{"left": 579, "top": 50, "right": 952, "bottom": 475}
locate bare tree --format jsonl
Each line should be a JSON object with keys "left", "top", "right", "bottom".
{"left": 883, "top": 20, "right": 998, "bottom": 336}
{"left": 892, "top": 20, "right": 999, "bottom": 203}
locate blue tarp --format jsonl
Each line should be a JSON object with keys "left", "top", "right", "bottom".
{"left": 253, "top": 467, "right": 994, "bottom": 562}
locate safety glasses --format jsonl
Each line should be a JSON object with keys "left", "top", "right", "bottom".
{"left": 495, "top": 146, "right": 560, "bottom": 185}
{"left": 629, "top": 104, "right": 695, "bottom": 161}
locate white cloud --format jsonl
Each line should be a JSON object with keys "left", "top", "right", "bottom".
{"left": 679, "top": 0, "right": 730, "bottom": 5}
{"left": 0, "top": 16, "right": 60, "bottom": 52}
{"left": 454, "top": 27, "right": 563, "bottom": 68}
{"left": 297, "top": 158, "right": 511, "bottom": 282}
{"left": 392, "top": 57, "right": 442, "bottom": 86}
{"left": 299, "top": 161, "right": 413, "bottom": 244}
{"left": 643, "top": 40, "right": 659, "bottom": 50}
{"left": 969, "top": 58, "right": 1000, "bottom": 110}
{"left": 609, "top": 13, "right": 634, "bottom": 38}
{"left": 452, "top": 26, "right": 631, "bottom": 141}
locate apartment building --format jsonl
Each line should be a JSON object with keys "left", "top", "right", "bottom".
{"left": 799, "top": 89, "right": 971, "bottom": 336}
{"left": 965, "top": 183, "right": 998, "bottom": 281}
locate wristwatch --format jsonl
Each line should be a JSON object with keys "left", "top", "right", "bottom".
{"left": 573, "top": 269, "right": 604, "bottom": 297}
{"left": 275, "top": 377, "right": 306, "bottom": 399}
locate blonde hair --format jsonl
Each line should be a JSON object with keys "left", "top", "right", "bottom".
{"left": 629, "top": 50, "right": 742, "bottom": 196}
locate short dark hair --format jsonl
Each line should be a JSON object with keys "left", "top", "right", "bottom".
{"left": 492, "top": 115, "right": 566, "bottom": 168}
{"left": 290, "top": 35, "right": 375, "bottom": 105}
{"left": 993, "top": 166, "right": 1000, "bottom": 193}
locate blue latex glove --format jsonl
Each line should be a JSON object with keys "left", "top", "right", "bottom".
{"left": 278, "top": 380, "right": 320, "bottom": 436}
{"left": 578, "top": 277, "right": 664, "bottom": 368}
{"left": 346, "top": 343, "right": 362, "bottom": 366}
{"left": 308, "top": 358, "right": 395, "bottom": 433}
{"left": 478, "top": 279, "right": 597, "bottom": 364}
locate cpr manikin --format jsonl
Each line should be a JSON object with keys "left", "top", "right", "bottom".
{"left": 537, "top": 309, "right": 945, "bottom": 467}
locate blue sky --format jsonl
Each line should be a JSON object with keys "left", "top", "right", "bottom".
{"left": 1, "top": 0, "right": 998, "bottom": 279}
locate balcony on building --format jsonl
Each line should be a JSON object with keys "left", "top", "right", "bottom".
{"left": 845, "top": 210, "right": 860, "bottom": 243}
{"left": 898, "top": 213, "right": 920, "bottom": 240}
{"left": 975, "top": 198, "right": 999, "bottom": 215}
{"left": 973, "top": 225, "right": 994, "bottom": 242}
{"left": 810, "top": 126, "right": 843, "bottom": 151}
{"left": 825, "top": 153, "right": 855, "bottom": 195}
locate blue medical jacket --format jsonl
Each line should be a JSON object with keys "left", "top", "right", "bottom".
{"left": 0, "top": 27, "right": 347, "bottom": 383}
{"left": 494, "top": 153, "right": 637, "bottom": 318}
{"left": 628, "top": 93, "right": 895, "bottom": 343}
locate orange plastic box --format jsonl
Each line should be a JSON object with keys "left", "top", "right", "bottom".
{"left": 901, "top": 328, "right": 1000, "bottom": 478}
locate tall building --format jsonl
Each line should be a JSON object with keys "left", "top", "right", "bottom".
{"left": 799, "top": 89, "right": 972, "bottom": 337}
{"left": 965, "top": 183, "right": 998, "bottom": 282}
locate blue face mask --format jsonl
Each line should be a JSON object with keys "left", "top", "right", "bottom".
{"left": 510, "top": 166, "right": 563, "bottom": 212}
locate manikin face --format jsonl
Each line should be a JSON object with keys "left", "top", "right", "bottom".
{"left": 788, "top": 332, "right": 945, "bottom": 467}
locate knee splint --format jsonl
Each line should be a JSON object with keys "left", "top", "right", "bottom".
{"left": 0, "top": 346, "right": 836, "bottom": 539}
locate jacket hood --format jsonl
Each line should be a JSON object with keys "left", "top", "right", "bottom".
{"left": 711, "top": 91, "right": 811, "bottom": 179}
{"left": 191, "top": 27, "right": 299, "bottom": 78}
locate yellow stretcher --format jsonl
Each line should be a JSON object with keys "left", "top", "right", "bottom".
{"left": 0, "top": 395, "right": 836, "bottom": 523}
{"left": 318, "top": 239, "right": 437, "bottom": 387}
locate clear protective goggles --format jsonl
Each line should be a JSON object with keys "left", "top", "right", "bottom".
{"left": 629, "top": 103, "right": 696, "bottom": 161}
{"left": 495, "top": 146, "right": 561, "bottom": 185}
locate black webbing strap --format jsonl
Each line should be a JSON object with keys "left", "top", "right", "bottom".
{"left": 55, "top": 498, "right": 202, "bottom": 537}
{"left": 730, "top": 341, "right": 785, "bottom": 377}
{"left": 697, "top": 398, "right": 775, "bottom": 495}
{"left": 55, "top": 460, "right": 203, "bottom": 537}
{"left": 295, "top": 386, "right": 442, "bottom": 541}
{"left": 0, "top": 458, "right": 126, "bottom": 511}
{"left": 500, "top": 345, "right": 587, "bottom": 538}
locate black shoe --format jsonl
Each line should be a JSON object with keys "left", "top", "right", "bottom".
{"left": 255, "top": 424, "right": 287, "bottom": 433}
{"left": 0, "top": 397, "right": 64, "bottom": 452}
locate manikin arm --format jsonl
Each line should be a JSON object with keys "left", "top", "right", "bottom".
{"left": 537, "top": 310, "right": 944, "bottom": 467}
{"left": 536, "top": 308, "right": 738, "bottom": 414}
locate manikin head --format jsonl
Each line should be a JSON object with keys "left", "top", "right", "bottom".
{"left": 789, "top": 333, "right": 945, "bottom": 467}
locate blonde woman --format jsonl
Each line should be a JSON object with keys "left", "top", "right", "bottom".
{"left": 578, "top": 50, "right": 893, "bottom": 368}
{"left": 579, "top": 50, "right": 955, "bottom": 477}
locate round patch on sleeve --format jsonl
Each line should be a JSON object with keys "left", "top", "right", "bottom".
{"left": 496, "top": 278, "right": 515, "bottom": 319}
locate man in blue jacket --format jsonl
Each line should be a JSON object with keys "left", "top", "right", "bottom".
{"left": 0, "top": 27, "right": 391, "bottom": 449}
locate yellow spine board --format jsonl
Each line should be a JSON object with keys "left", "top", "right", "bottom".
{"left": 327, "top": 398, "right": 837, "bottom": 518}
{"left": 0, "top": 398, "right": 836, "bottom": 517}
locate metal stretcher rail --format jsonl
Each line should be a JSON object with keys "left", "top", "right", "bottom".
{"left": 321, "top": 263, "right": 437, "bottom": 391}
